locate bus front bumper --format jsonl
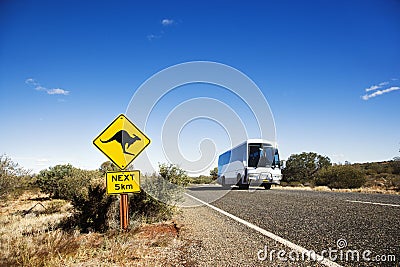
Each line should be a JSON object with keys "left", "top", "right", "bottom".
{"left": 248, "top": 173, "right": 281, "bottom": 184}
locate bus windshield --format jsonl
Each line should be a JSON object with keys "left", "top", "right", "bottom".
{"left": 273, "top": 149, "right": 280, "bottom": 168}
{"left": 248, "top": 143, "right": 274, "bottom": 168}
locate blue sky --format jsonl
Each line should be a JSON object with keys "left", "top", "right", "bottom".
{"left": 1, "top": 0, "right": 399, "bottom": 174}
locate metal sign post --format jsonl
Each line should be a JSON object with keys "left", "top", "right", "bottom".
{"left": 120, "top": 194, "right": 129, "bottom": 230}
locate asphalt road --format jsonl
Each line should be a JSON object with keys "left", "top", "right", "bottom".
{"left": 184, "top": 185, "right": 400, "bottom": 266}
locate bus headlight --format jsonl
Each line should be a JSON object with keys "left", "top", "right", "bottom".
{"left": 261, "top": 173, "right": 272, "bottom": 181}
{"left": 248, "top": 173, "right": 259, "bottom": 180}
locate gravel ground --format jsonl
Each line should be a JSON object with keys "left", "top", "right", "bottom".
{"left": 177, "top": 205, "right": 326, "bottom": 266}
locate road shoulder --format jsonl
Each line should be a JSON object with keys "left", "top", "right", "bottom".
{"left": 177, "top": 204, "right": 325, "bottom": 266}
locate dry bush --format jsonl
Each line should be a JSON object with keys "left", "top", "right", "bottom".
{"left": 316, "top": 165, "right": 366, "bottom": 189}
{"left": 188, "top": 175, "right": 214, "bottom": 184}
{"left": 0, "top": 155, "right": 31, "bottom": 199}
{"left": 0, "top": 161, "right": 189, "bottom": 265}
{"left": 61, "top": 183, "right": 115, "bottom": 233}
{"left": 0, "top": 192, "right": 185, "bottom": 266}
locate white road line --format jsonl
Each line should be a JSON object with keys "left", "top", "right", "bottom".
{"left": 345, "top": 200, "right": 400, "bottom": 207}
{"left": 185, "top": 193, "right": 342, "bottom": 267}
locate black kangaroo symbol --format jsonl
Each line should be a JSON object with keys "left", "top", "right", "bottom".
{"left": 101, "top": 130, "right": 141, "bottom": 156}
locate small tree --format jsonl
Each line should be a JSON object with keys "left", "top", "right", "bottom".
{"left": 282, "top": 152, "right": 331, "bottom": 184}
{"left": 159, "top": 163, "right": 189, "bottom": 186}
{"left": 210, "top": 167, "right": 218, "bottom": 180}
{"left": 58, "top": 169, "right": 101, "bottom": 200}
{"left": 35, "top": 164, "right": 74, "bottom": 199}
{"left": 0, "top": 155, "right": 30, "bottom": 198}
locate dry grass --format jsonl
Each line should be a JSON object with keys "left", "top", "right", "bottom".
{"left": 272, "top": 185, "right": 313, "bottom": 191}
{"left": 0, "top": 191, "right": 190, "bottom": 266}
{"left": 273, "top": 185, "right": 400, "bottom": 195}
{"left": 330, "top": 186, "right": 400, "bottom": 195}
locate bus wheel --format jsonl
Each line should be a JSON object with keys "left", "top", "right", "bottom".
{"left": 237, "top": 174, "right": 249, "bottom": 190}
{"left": 222, "top": 177, "right": 230, "bottom": 189}
{"left": 263, "top": 184, "right": 272, "bottom": 190}
{"left": 238, "top": 184, "right": 249, "bottom": 190}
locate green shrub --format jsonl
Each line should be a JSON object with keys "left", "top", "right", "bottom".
{"left": 0, "top": 155, "right": 30, "bottom": 199}
{"left": 159, "top": 163, "right": 189, "bottom": 186}
{"left": 128, "top": 188, "right": 176, "bottom": 224}
{"left": 47, "top": 162, "right": 183, "bottom": 232}
{"left": 62, "top": 183, "right": 115, "bottom": 233}
{"left": 36, "top": 165, "right": 104, "bottom": 200}
{"left": 390, "top": 161, "right": 400, "bottom": 175}
{"left": 35, "top": 164, "right": 74, "bottom": 199}
{"left": 316, "top": 165, "right": 366, "bottom": 189}
{"left": 128, "top": 164, "right": 190, "bottom": 223}
{"left": 57, "top": 169, "right": 97, "bottom": 200}
{"left": 141, "top": 171, "right": 184, "bottom": 205}
{"left": 36, "top": 164, "right": 113, "bottom": 232}
{"left": 188, "top": 175, "right": 214, "bottom": 184}
{"left": 210, "top": 167, "right": 218, "bottom": 180}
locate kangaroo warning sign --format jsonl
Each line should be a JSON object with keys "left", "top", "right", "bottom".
{"left": 106, "top": 170, "right": 140, "bottom": 194}
{"left": 93, "top": 114, "right": 151, "bottom": 170}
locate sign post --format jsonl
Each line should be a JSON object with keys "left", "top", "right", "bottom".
{"left": 120, "top": 194, "right": 129, "bottom": 230}
{"left": 93, "top": 114, "right": 151, "bottom": 230}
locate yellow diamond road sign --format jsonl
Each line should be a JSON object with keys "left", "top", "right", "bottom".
{"left": 93, "top": 114, "right": 150, "bottom": 170}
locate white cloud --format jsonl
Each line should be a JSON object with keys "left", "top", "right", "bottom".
{"left": 47, "top": 88, "right": 69, "bottom": 95}
{"left": 379, "top": 81, "right": 389, "bottom": 86}
{"left": 365, "top": 85, "right": 380, "bottom": 92}
{"left": 25, "top": 78, "right": 70, "bottom": 96}
{"left": 362, "top": 86, "right": 400, "bottom": 100}
{"left": 161, "top": 19, "right": 174, "bottom": 26}
{"left": 25, "top": 78, "right": 36, "bottom": 85}
{"left": 147, "top": 34, "right": 161, "bottom": 41}
{"left": 362, "top": 78, "right": 399, "bottom": 100}
{"left": 365, "top": 81, "right": 389, "bottom": 92}
{"left": 147, "top": 18, "right": 177, "bottom": 41}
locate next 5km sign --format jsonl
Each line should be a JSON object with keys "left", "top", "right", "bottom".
{"left": 106, "top": 171, "right": 140, "bottom": 195}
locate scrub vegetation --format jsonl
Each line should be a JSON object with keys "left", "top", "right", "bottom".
{"left": 186, "top": 167, "right": 218, "bottom": 184}
{"left": 1, "top": 153, "right": 398, "bottom": 265}
{"left": 0, "top": 156, "right": 188, "bottom": 266}
{"left": 0, "top": 193, "right": 184, "bottom": 266}
{"left": 282, "top": 152, "right": 400, "bottom": 191}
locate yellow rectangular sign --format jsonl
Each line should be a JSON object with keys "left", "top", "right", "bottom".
{"left": 106, "top": 171, "right": 140, "bottom": 195}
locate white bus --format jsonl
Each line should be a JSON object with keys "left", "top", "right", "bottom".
{"left": 217, "top": 139, "right": 283, "bottom": 189}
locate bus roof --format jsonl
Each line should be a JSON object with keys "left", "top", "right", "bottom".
{"left": 227, "top": 139, "right": 276, "bottom": 152}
